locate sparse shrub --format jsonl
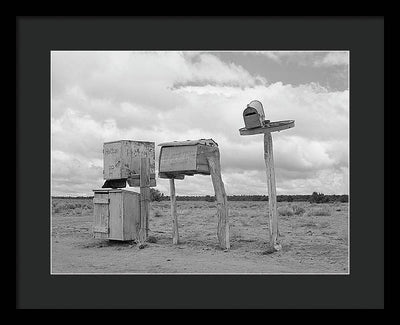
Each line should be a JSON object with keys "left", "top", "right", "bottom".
{"left": 302, "top": 221, "right": 318, "bottom": 228}
{"left": 318, "top": 221, "right": 330, "bottom": 228}
{"left": 66, "top": 203, "right": 77, "bottom": 209}
{"left": 278, "top": 206, "right": 294, "bottom": 216}
{"left": 309, "top": 192, "right": 329, "bottom": 204}
{"left": 292, "top": 205, "right": 305, "bottom": 215}
{"left": 150, "top": 188, "right": 164, "bottom": 202}
{"left": 307, "top": 206, "right": 331, "bottom": 216}
{"left": 205, "top": 195, "right": 215, "bottom": 202}
{"left": 146, "top": 236, "right": 157, "bottom": 243}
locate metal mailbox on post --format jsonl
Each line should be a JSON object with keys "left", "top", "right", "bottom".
{"left": 243, "top": 100, "right": 267, "bottom": 129}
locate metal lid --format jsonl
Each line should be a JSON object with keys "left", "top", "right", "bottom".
{"left": 158, "top": 138, "right": 218, "bottom": 147}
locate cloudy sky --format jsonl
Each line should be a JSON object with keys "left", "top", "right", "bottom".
{"left": 51, "top": 51, "right": 349, "bottom": 197}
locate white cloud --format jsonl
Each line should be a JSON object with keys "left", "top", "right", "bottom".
{"left": 51, "top": 51, "right": 349, "bottom": 196}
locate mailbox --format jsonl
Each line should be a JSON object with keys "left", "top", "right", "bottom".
{"left": 92, "top": 188, "right": 141, "bottom": 241}
{"left": 158, "top": 139, "right": 218, "bottom": 178}
{"left": 243, "top": 100, "right": 266, "bottom": 129}
{"left": 102, "top": 140, "right": 156, "bottom": 187}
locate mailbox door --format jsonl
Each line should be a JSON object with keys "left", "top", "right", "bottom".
{"left": 244, "top": 113, "right": 263, "bottom": 129}
{"left": 159, "top": 145, "right": 198, "bottom": 173}
{"left": 122, "top": 191, "right": 141, "bottom": 241}
{"left": 108, "top": 191, "right": 124, "bottom": 240}
{"left": 93, "top": 192, "right": 110, "bottom": 239}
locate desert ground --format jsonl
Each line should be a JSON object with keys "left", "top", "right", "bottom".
{"left": 51, "top": 198, "right": 349, "bottom": 274}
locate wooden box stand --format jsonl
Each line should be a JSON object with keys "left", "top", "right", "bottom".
{"left": 158, "top": 139, "right": 230, "bottom": 250}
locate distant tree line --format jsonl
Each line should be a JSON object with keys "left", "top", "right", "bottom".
{"left": 155, "top": 192, "right": 349, "bottom": 203}
{"left": 52, "top": 191, "right": 348, "bottom": 203}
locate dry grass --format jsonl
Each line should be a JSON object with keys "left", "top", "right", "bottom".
{"left": 278, "top": 204, "right": 306, "bottom": 216}
{"left": 52, "top": 198, "right": 93, "bottom": 216}
{"left": 52, "top": 199, "right": 349, "bottom": 274}
{"left": 307, "top": 206, "right": 332, "bottom": 216}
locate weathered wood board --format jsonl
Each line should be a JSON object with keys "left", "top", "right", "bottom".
{"left": 139, "top": 157, "right": 150, "bottom": 243}
{"left": 239, "top": 120, "right": 295, "bottom": 136}
{"left": 159, "top": 145, "right": 198, "bottom": 172}
{"left": 103, "top": 140, "right": 155, "bottom": 181}
{"left": 158, "top": 139, "right": 218, "bottom": 177}
{"left": 93, "top": 192, "right": 110, "bottom": 239}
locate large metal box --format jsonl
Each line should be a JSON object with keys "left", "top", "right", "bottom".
{"left": 103, "top": 140, "right": 155, "bottom": 180}
{"left": 92, "top": 188, "right": 141, "bottom": 241}
{"left": 158, "top": 139, "right": 218, "bottom": 177}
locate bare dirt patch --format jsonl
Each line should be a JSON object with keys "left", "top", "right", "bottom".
{"left": 51, "top": 198, "right": 349, "bottom": 274}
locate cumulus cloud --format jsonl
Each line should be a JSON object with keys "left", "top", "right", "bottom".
{"left": 51, "top": 51, "right": 349, "bottom": 196}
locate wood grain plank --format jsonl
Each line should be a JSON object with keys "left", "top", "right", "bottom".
{"left": 123, "top": 191, "right": 140, "bottom": 240}
{"left": 109, "top": 192, "right": 123, "bottom": 240}
{"left": 138, "top": 157, "right": 151, "bottom": 243}
{"left": 93, "top": 192, "right": 110, "bottom": 237}
{"left": 159, "top": 146, "right": 197, "bottom": 172}
{"left": 239, "top": 120, "right": 295, "bottom": 135}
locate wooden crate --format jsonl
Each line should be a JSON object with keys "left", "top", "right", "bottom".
{"left": 158, "top": 139, "right": 218, "bottom": 178}
{"left": 92, "top": 188, "right": 140, "bottom": 241}
{"left": 103, "top": 140, "right": 155, "bottom": 180}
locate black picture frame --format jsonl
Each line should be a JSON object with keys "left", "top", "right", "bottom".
{"left": 16, "top": 16, "right": 385, "bottom": 309}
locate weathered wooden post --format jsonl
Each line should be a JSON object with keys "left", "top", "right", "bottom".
{"left": 239, "top": 100, "right": 295, "bottom": 252}
{"left": 169, "top": 178, "right": 179, "bottom": 245}
{"left": 138, "top": 157, "right": 151, "bottom": 245}
{"left": 205, "top": 147, "right": 230, "bottom": 250}
{"left": 158, "top": 139, "right": 229, "bottom": 250}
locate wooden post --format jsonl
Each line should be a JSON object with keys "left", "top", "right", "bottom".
{"left": 206, "top": 148, "right": 230, "bottom": 250}
{"left": 138, "top": 157, "right": 150, "bottom": 245}
{"left": 169, "top": 178, "right": 179, "bottom": 244}
{"left": 264, "top": 132, "right": 281, "bottom": 251}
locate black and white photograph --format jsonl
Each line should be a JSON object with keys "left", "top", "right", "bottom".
{"left": 50, "top": 50, "right": 349, "bottom": 274}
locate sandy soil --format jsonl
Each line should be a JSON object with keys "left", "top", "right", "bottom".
{"left": 51, "top": 199, "right": 349, "bottom": 274}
